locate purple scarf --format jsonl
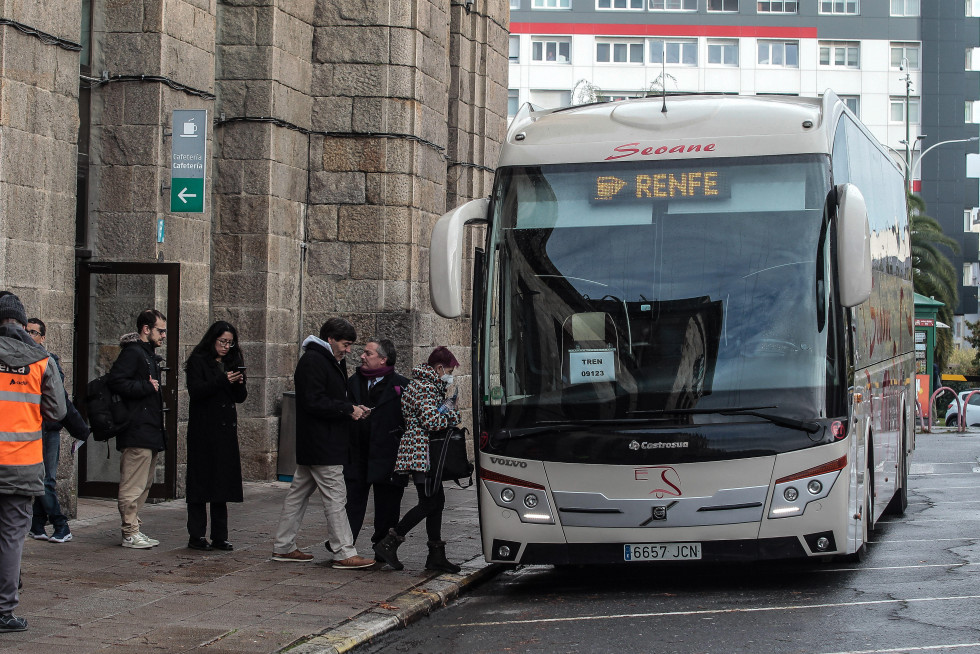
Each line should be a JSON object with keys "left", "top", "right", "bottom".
{"left": 359, "top": 365, "right": 394, "bottom": 382}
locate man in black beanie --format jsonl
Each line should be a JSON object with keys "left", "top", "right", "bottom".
{"left": 0, "top": 292, "right": 67, "bottom": 631}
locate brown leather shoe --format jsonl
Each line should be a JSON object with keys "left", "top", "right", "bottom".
{"left": 331, "top": 555, "right": 375, "bottom": 569}
{"left": 272, "top": 549, "right": 313, "bottom": 562}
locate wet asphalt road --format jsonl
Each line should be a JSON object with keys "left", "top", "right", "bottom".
{"left": 362, "top": 428, "right": 980, "bottom": 654}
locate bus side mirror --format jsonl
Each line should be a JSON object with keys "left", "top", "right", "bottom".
{"left": 430, "top": 198, "right": 489, "bottom": 318}
{"left": 836, "top": 183, "right": 872, "bottom": 308}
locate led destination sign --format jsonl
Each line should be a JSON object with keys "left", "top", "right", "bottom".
{"left": 594, "top": 170, "right": 730, "bottom": 203}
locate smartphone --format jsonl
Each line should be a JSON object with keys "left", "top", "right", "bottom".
{"left": 236, "top": 366, "right": 246, "bottom": 373}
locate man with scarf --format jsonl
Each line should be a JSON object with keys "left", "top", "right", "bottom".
{"left": 345, "top": 339, "right": 409, "bottom": 549}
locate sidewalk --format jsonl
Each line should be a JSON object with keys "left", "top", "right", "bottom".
{"left": 6, "top": 480, "right": 492, "bottom": 653}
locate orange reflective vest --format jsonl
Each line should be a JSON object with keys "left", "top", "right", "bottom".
{"left": 0, "top": 356, "right": 46, "bottom": 468}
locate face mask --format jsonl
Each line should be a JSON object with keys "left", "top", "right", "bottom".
{"left": 441, "top": 374, "right": 454, "bottom": 385}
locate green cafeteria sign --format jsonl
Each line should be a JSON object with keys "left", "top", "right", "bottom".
{"left": 170, "top": 109, "right": 207, "bottom": 214}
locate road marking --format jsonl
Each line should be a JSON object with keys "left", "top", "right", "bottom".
{"left": 447, "top": 595, "right": 980, "bottom": 628}
{"left": 819, "top": 643, "right": 980, "bottom": 654}
{"left": 869, "top": 537, "right": 980, "bottom": 543}
{"left": 912, "top": 502, "right": 980, "bottom": 506}
{"left": 817, "top": 562, "right": 979, "bottom": 573}
{"left": 912, "top": 486, "right": 980, "bottom": 491}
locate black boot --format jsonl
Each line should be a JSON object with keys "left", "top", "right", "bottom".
{"left": 373, "top": 529, "right": 405, "bottom": 570}
{"left": 425, "top": 540, "right": 461, "bottom": 574}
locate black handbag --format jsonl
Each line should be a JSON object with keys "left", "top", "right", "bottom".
{"left": 425, "top": 426, "right": 474, "bottom": 496}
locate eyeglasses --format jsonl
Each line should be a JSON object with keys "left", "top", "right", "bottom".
{"left": 216, "top": 339, "right": 235, "bottom": 348}
{"left": 26, "top": 329, "right": 42, "bottom": 337}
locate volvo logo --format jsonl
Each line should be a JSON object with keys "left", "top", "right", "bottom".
{"left": 640, "top": 500, "right": 678, "bottom": 526}
{"left": 489, "top": 456, "right": 527, "bottom": 468}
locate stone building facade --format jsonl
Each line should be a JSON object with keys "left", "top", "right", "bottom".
{"left": 0, "top": 0, "right": 508, "bottom": 508}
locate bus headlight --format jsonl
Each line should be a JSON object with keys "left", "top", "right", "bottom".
{"left": 500, "top": 488, "right": 515, "bottom": 503}
{"left": 524, "top": 493, "right": 539, "bottom": 508}
{"left": 769, "top": 458, "right": 845, "bottom": 519}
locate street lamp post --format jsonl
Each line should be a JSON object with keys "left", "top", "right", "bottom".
{"left": 902, "top": 58, "right": 913, "bottom": 191}
{"left": 910, "top": 136, "right": 980, "bottom": 186}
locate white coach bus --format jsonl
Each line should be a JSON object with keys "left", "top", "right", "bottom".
{"left": 431, "top": 92, "right": 913, "bottom": 565}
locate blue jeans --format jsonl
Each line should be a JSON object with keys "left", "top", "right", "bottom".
{"left": 31, "top": 430, "right": 67, "bottom": 532}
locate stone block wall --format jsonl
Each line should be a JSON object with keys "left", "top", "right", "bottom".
{"left": 0, "top": 1, "right": 82, "bottom": 513}
{"left": 213, "top": 0, "right": 314, "bottom": 480}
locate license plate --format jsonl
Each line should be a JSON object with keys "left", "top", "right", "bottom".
{"left": 624, "top": 542, "right": 702, "bottom": 561}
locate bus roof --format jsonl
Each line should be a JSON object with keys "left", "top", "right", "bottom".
{"left": 500, "top": 93, "right": 842, "bottom": 168}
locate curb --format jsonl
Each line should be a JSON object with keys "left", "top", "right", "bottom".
{"left": 280, "top": 559, "right": 504, "bottom": 653}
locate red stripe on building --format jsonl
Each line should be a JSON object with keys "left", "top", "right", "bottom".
{"left": 511, "top": 22, "right": 818, "bottom": 38}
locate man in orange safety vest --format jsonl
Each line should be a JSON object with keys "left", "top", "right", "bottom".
{"left": 0, "top": 292, "right": 66, "bottom": 632}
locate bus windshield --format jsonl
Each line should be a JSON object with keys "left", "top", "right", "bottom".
{"left": 485, "top": 154, "right": 842, "bottom": 428}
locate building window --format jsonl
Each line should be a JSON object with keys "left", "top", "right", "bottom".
{"left": 511, "top": 0, "right": 521, "bottom": 7}
{"left": 819, "top": 41, "right": 860, "bottom": 68}
{"left": 650, "top": 0, "right": 697, "bottom": 10}
{"left": 650, "top": 39, "right": 698, "bottom": 65}
{"left": 598, "top": 0, "right": 644, "bottom": 8}
{"left": 758, "top": 40, "right": 799, "bottom": 67}
{"left": 707, "top": 40, "right": 739, "bottom": 66}
{"left": 890, "top": 43, "right": 920, "bottom": 70}
{"left": 532, "top": 38, "right": 571, "bottom": 63}
{"left": 509, "top": 36, "right": 520, "bottom": 62}
{"left": 605, "top": 94, "right": 641, "bottom": 102}
{"left": 890, "top": 96, "right": 920, "bottom": 124}
{"left": 967, "top": 101, "right": 977, "bottom": 124}
{"left": 841, "top": 95, "right": 860, "bottom": 118}
{"left": 597, "top": 40, "right": 645, "bottom": 63}
{"left": 532, "top": 0, "right": 571, "bottom": 7}
{"left": 890, "top": 0, "right": 918, "bottom": 16}
{"left": 508, "top": 90, "right": 520, "bottom": 116}
{"left": 708, "top": 0, "right": 739, "bottom": 10}
{"left": 819, "top": 0, "right": 858, "bottom": 13}
{"left": 757, "top": 1, "right": 798, "bottom": 12}
{"left": 969, "top": 0, "right": 980, "bottom": 17}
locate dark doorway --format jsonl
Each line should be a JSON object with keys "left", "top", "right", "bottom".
{"left": 75, "top": 262, "right": 180, "bottom": 499}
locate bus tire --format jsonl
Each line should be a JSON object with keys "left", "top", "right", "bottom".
{"left": 884, "top": 423, "right": 908, "bottom": 516}
{"left": 842, "top": 446, "right": 873, "bottom": 563}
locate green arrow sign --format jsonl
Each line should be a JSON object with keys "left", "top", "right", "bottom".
{"left": 170, "top": 177, "right": 204, "bottom": 213}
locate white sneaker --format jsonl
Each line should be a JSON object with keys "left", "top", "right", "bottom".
{"left": 137, "top": 532, "right": 159, "bottom": 546}
{"left": 122, "top": 533, "right": 154, "bottom": 549}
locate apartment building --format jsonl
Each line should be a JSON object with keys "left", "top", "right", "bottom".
{"left": 508, "top": 0, "right": 980, "bottom": 339}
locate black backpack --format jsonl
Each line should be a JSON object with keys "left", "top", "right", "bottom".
{"left": 84, "top": 374, "right": 131, "bottom": 442}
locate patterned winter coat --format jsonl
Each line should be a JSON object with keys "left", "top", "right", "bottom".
{"left": 394, "top": 364, "right": 460, "bottom": 473}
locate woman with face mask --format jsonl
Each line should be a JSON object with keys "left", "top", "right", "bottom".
{"left": 374, "top": 346, "right": 462, "bottom": 572}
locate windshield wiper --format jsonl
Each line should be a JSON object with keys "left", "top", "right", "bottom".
{"left": 654, "top": 406, "right": 821, "bottom": 434}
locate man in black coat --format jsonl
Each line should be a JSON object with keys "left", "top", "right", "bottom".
{"left": 272, "top": 318, "right": 375, "bottom": 569}
{"left": 107, "top": 309, "right": 167, "bottom": 549}
{"left": 345, "top": 338, "right": 409, "bottom": 546}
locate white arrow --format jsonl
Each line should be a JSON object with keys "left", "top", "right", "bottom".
{"left": 178, "top": 187, "right": 197, "bottom": 203}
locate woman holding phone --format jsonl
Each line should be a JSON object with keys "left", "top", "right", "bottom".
{"left": 184, "top": 321, "right": 247, "bottom": 551}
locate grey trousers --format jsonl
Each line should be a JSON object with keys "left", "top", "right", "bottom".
{"left": 0, "top": 494, "right": 32, "bottom": 613}
{"left": 273, "top": 464, "right": 357, "bottom": 560}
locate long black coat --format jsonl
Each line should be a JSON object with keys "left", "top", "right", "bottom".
{"left": 294, "top": 340, "right": 354, "bottom": 466}
{"left": 185, "top": 354, "right": 247, "bottom": 503}
{"left": 346, "top": 368, "right": 409, "bottom": 485}
{"left": 107, "top": 341, "right": 166, "bottom": 452}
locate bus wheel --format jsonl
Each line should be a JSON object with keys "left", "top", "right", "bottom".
{"left": 843, "top": 451, "right": 873, "bottom": 563}
{"left": 884, "top": 425, "right": 908, "bottom": 516}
